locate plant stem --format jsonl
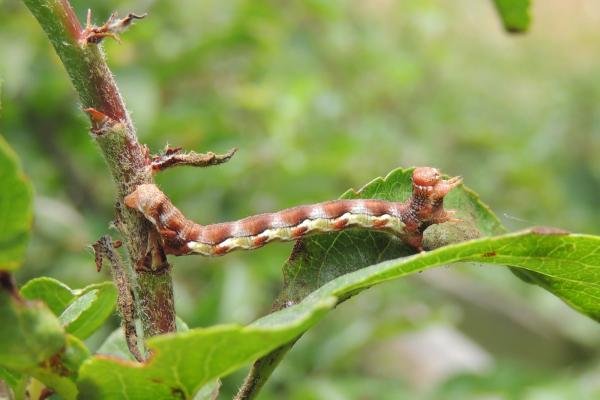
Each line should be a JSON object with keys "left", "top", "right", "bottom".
{"left": 235, "top": 342, "right": 295, "bottom": 400}
{"left": 22, "top": 0, "right": 176, "bottom": 339}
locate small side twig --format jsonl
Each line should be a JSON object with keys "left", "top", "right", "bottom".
{"left": 92, "top": 235, "right": 144, "bottom": 362}
{"left": 151, "top": 147, "right": 237, "bottom": 172}
{"left": 81, "top": 9, "right": 146, "bottom": 44}
{"left": 84, "top": 107, "right": 121, "bottom": 135}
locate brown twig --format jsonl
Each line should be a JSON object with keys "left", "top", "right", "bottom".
{"left": 92, "top": 235, "right": 143, "bottom": 362}
{"left": 81, "top": 9, "right": 147, "bottom": 44}
{"left": 151, "top": 147, "right": 237, "bottom": 172}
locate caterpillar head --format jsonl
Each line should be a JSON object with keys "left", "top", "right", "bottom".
{"left": 412, "top": 167, "right": 462, "bottom": 200}
{"left": 412, "top": 167, "right": 441, "bottom": 189}
{"left": 408, "top": 167, "right": 462, "bottom": 230}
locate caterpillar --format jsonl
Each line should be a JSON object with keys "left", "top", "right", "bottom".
{"left": 124, "top": 167, "right": 462, "bottom": 256}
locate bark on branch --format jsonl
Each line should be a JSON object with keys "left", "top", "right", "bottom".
{"left": 22, "top": 0, "right": 176, "bottom": 339}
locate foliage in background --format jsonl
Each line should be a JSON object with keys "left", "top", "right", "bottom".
{"left": 0, "top": 135, "right": 32, "bottom": 270}
{"left": 1, "top": 0, "right": 600, "bottom": 398}
{"left": 493, "top": 0, "right": 531, "bottom": 32}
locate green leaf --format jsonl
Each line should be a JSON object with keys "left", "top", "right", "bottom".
{"left": 96, "top": 317, "right": 190, "bottom": 362}
{"left": 1, "top": 275, "right": 91, "bottom": 399}
{"left": 492, "top": 0, "right": 531, "bottom": 33}
{"left": 60, "top": 282, "right": 117, "bottom": 339}
{"left": 77, "top": 229, "right": 600, "bottom": 399}
{"left": 28, "top": 335, "right": 90, "bottom": 400}
{"left": 277, "top": 167, "right": 504, "bottom": 306}
{"left": 96, "top": 326, "right": 136, "bottom": 361}
{"left": 0, "top": 135, "right": 33, "bottom": 271}
{"left": 77, "top": 296, "right": 336, "bottom": 399}
{"left": 21, "top": 278, "right": 117, "bottom": 340}
{"left": 0, "top": 286, "right": 65, "bottom": 370}
{"left": 0, "top": 366, "right": 23, "bottom": 391}
{"left": 243, "top": 167, "right": 569, "bottom": 399}
{"left": 193, "top": 380, "right": 220, "bottom": 400}
{"left": 284, "top": 167, "right": 575, "bottom": 317}
{"left": 20, "top": 277, "right": 74, "bottom": 315}
{"left": 309, "top": 229, "right": 600, "bottom": 321}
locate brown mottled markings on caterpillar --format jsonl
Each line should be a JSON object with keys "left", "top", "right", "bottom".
{"left": 331, "top": 217, "right": 349, "bottom": 230}
{"left": 291, "top": 225, "right": 309, "bottom": 238}
{"left": 371, "top": 217, "right": 390, "bottom": 229}
{"left": 252, "top": 235, "right": 270, "bottom": 247}
{"left": 278, "top": 206, "right": 313, "bottom": 226}
{"left": 213, "top": 244, "right": 230, "bottom": 256}
{"left": 124, "top": 167, "right": 462, "bottom": 256}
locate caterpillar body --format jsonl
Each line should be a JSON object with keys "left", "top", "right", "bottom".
{"left": 124, "top": 167, "right": 462, "bottom": 256}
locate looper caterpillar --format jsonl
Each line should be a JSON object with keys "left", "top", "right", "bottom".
{"left": 124, "top": 167, "right": 461, "bottom": 256}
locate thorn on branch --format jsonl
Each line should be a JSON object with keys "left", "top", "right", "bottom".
{"left": 91, "top": 236, "right": 144, "bottom": 362}
{"left": 151, "top": 147, "right": 238, "bottom": 172}
{"left": 81, "top": 9, "right": 147, "bottom": 45}
{"left": 84, "top": 107, "right": 120, "bottom": 135}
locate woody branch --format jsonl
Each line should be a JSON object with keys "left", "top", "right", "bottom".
{"left": 21, "top": 0, "right": 175, "bottom": 346}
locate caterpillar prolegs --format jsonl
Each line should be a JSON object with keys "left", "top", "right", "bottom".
{"left": 124, "top": 167, "right": 462, "bottom": 256}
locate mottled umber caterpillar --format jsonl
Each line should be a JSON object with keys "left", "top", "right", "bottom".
{"left": 124, "top": 167, "right": 462, "bottom": 256}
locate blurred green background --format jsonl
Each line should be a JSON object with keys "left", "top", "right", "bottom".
{"left": 1, "top": 0, "right": 600, "bottom": 398}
